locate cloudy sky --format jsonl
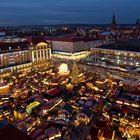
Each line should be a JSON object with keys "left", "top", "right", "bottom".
{"left": 0, "top": 0, "right": 140, "bottom": 25}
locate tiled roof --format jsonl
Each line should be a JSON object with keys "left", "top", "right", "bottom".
{"left": 98, "top": 41, "right": 140, "bottom": 52}
{"left": 0, "top": 41, "right": 29, "bottom": 52}
{"left": 46, "top": 36, "right": 97, "bottom": 42}
{"left": 0, "top": 41, "right": 29, "bottom": 53}
{"left": 47, "top": 88, "right": 61, "bottom": 96}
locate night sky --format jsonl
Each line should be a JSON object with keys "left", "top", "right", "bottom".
{"left": 0, "top": 0, "right": 140, "bottom": 25}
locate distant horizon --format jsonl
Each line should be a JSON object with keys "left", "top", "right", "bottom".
{"left": 0, "top": 23, "right": 137, "bottom": 28}
{"left": 0, "top": 19, "right": 139, "bottom": 27}
{"left": 0, "top": 0, "right": 140, "bottom": 25}
{"left": 0, "top": 22, "right": 136, "bottom": 27}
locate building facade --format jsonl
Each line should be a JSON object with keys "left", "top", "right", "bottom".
{"left": 0, "top": 50, "right": 31, "bottom": 69}
{"left": 0, "top": 40, "right": 31, "bottom": 73}
{"left": 47, "top": 37, "right": 103, "bottom": 53}
{"left": 47, "top": 37, "right": 104, "bottom": 60}
{"left": 30, "top": 42, "right": 51, "bottom": 62}
{"left": 0, "top": 38, "right": 51, "bottom": 74}
{"left": 91, "top": 47, "right": 140, "bottom": 68}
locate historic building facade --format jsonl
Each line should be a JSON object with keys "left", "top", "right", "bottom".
{"left": 0, "top": 38, "right": 51, "bottom": 74}
{"left": 30, "top": 42, "right": 51, "bottom": 62}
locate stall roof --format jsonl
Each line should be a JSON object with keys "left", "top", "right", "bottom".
{"left": 0, "top": 120, "right": 33, "bottom": 140}
{"left": 47, "top": 88, "right": 61, "bottom": 96}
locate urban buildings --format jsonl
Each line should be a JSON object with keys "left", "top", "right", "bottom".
{"left": 0, "top": 13, "right": 140, "bottom": 140}
{"left": 0, "top": 37, "right": 30, "bottom": 72}
{"left": 0, "top": 37, "right": 51, "bottom": 76}
{"left": 47, "top": 36, "right": 106, "bottom": 61}
{"left": 0, "top": 61, "right": 140, "bottom": 140}
{"left": 91, "top": 45, "right": 140, "bottom": 68}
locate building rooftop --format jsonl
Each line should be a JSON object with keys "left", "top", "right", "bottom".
{"left": 90, "top": 126, "right": 99, "bottom": 136}
{"left": 81, "top": 107, "right": 92, "bottom": 118}
{"left": 98, "top": 42, "right": 140, "bottom": 53}
{"left": 63, "top": 103, "right": 74, "bottom": 114}
{"left": 0, "top": 81, "right": 8, "bottom": 87}
{"left": 46, "top": 36, "right": 97, "bottom": 42}
{"left": 103, "top": 129, "right": 115, "bottom": 140}
{"left": 0, "top": 41, "right": 29, "bottom": 54}
{"left": 47, "top": 88, "right": 61, "bottom": 96}
{"left": 0, "top": 120, "right": 33, "bottom": 140}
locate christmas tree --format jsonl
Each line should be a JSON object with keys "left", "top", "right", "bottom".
{"left": 70, "top": 62, "right": 79, "bottom": 85}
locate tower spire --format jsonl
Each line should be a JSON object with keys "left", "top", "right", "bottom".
{"left": 136, "top": 18, "right": 140, "bottom": 29}
{"left": 111, "top": 10, "right": 117, "bottom": 33}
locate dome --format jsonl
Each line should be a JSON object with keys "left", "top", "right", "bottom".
{"left": 36, "top": 42, "right": 48, "bottom": 48}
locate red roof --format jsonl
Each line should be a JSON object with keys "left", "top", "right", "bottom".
{"left": 97, "top": 34, "right": 108, "bottom": 39}
{"left": 32, "top": 36, "right": 47, "bottom": 45}
{"left": 130, "top": 90, "right": 140, "bottom": 96}
{"left": 103, "top": 129, "right": 114, "bottom": 139}
{"left": 46, "top": 36, "right": 97, "bottom": 42}
{"left": 96, "top": 120, "right": 107, "bottom": 128}
{"left": 24, "top": 36, "right": 48, "bottom": 45}
{"left": 47, "top": 88, "right": 61, "bottom": 96}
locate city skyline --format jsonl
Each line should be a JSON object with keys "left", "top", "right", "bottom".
{"left": 0, "top": 0, "right": 140, "bottom": 25}
{"left": 0, "top": 1, "right": 140, "bottom": 139}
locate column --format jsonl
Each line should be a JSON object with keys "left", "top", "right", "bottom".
{"left": 0, "top": 55, "right": 2, "bottom": 67}
{"left": 40, "top": 50, "right": 42, "bottom": 60}
{"left": 43, "top": 50, "right": 45, "bottom": 60}
{"left": 48, "top": 49, "right": 50, "bottom": 59}
{"left": 32, "top": 51, "right": 34, "bottom": 62}
{"left": 25, "top": 52, "right": 28, "bottom": 62}
{"left": 36, "top": 51, "right": 38, "bottom": 61}
{"left": 46, "top": 49, "right": 48, "bottom": 59}
{"left": 23, "top": 52, "right": 25, "bottom": 63}
{"left": 49, "top": 48, "right": 51, "bottom": 59}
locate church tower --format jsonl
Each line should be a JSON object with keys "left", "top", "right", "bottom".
{"left": 111, "top": 12, "right": 117, "bottom": 33}
{"left": 135, "top": 18, "right": 140, "bottom": 33}
{"left": 136, "top": 18, "right": 140, "bottom": 28}
{"left": 133, "top": 18, "right": 140, "bottom": 37}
